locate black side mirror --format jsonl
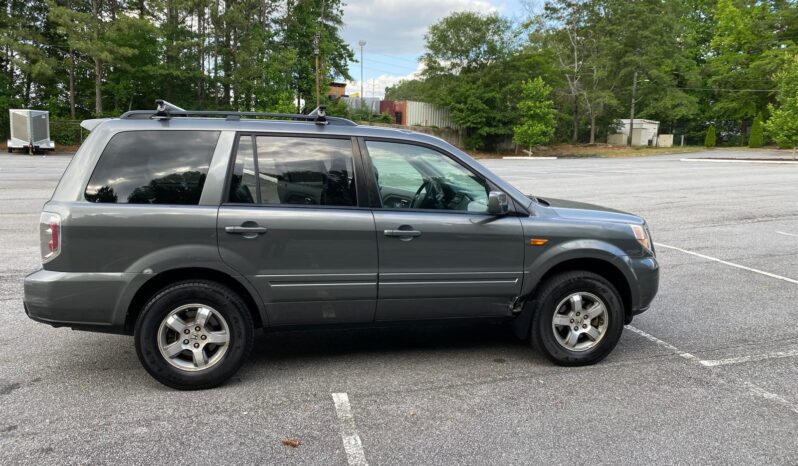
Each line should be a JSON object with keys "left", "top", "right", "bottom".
{"left": 487, "top": 191, "right": 509, "bottom": 215}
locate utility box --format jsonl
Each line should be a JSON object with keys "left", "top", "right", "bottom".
{"left": 8, "top": 109, "right": 55, "bottom": 154}
{"left": 618, "top": 119, "right": 659, "bottom": 147}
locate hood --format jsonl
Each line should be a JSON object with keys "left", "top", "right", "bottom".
{"left": 534, "top": 196, "right": 644, "bottom": 225}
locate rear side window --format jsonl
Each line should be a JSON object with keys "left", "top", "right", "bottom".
{"left": 227, "top": 135, "right": 357, "bottom": 207}
{"left": 85, "top": 130, "right": 219, "bottom": 204}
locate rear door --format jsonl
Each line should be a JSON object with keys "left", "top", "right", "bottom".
{"left": 362, "top": 139, "right": 525, "bottom": 321}
{"left": 218, "top": 134, "right": 378, "bottom": 325}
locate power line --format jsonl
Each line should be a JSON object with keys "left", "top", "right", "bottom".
{"left": 675, "top": 87, "right": 776, "bottom": 92}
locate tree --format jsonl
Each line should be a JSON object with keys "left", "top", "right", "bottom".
{"left": 513, "top": 77, "right": 556, "bottom": 151}
{"left": 748, "top": 112, "right": 764, "bottom": 147}
{"left": 704, "top": 125, "right": 717, "bottom": 147}
{"left": 766, "top": 57, "right": 798, "bottom": 158}
{"left": 419, "top": 12, "right": 525, "bottom": 149}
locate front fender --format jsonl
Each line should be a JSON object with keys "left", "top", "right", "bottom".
{"left": 522, "top": 238, "right": 635, "bottom": 298}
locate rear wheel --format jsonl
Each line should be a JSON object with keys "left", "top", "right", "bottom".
{"left": 134, "top": 280, "right": 254, "bottom": 390}
{"left": 531, "top": 271, "right": 624, "bottom": 366}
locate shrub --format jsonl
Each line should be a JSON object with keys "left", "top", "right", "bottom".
{"left": 704, "top": 125, "right": 716, "bottom": 147}
{"left": 748, "top": 113, "right": 764, "bottom": 147}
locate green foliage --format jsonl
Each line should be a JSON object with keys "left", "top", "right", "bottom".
{"left": 0, "top": 0, "right": 352, "bottom": 129}
{"left": 377, "top": 113, "right": 392, "bottom": 124}
{"left": 704, "top": 125, "right": 717, "bottom": 147}
{"left": 766, "top": 57, "right": 798, "bottom": 151}
{"left": 513, "top": 77, "right": 556, "bottom": 148}
{"left": 748, "top": 113, "right": 764, "bottom": 147}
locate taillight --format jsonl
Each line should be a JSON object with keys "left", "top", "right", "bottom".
{"left": 40, "top": 212, "right": 62, "bottom": 263}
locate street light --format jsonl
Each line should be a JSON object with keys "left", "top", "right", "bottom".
{"left": 358, "top": 40, "right": 366, "bottom": 113}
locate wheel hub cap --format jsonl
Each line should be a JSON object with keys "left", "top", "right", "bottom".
{"left": 551, "top": 292, "right": 609, "bottom": 352}
{"left": 157, "top": 304, "right": 230, "bottom": 372}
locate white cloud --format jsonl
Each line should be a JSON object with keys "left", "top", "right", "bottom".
{"left": 342, "top": 0, "right": 502, "bottom": 55}
{"left": 345, "top": 62, "right": 425, "bottom": 99}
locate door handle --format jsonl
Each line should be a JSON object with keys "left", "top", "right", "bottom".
{"left": 384, "top": 229, "right": 422, "bottom": 238}
{"left": 225, "top": 225, "right": 268, "bottom": 236}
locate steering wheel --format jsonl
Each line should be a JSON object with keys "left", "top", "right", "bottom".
{"left": 411, "top": 177, "right": 443, "bottom": 209}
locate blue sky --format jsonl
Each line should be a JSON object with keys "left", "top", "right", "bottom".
{"left": 339, "top": 0, "right": 531, "bottom": 98}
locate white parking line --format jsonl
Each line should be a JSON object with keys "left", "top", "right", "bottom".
{"left": 625, "top": 325, "right": 798, "bottom": 414}
{"left": 654, "top": 242, "right": 798, "bottom": 285}
{"left": 331, "top": 393, "right": 369, "bottom": 466}
{"left": 699, "top": 348, "right": 798, "bottom": 367}
{"left": 625, "top": 325, "right": 701, "bottom": 363}
{"left": 775, "top": 230, "right": 798, "bottom": 238}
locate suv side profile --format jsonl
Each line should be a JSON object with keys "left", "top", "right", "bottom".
{"left": 24, "top": 104, "right": 659, "bottom": 390}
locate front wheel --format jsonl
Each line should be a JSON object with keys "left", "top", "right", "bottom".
{"left": 531, "top": 271, "right": 624, "bottom": 366}
{"left": 134, "top": 280, "right": 254, "bottom": 390}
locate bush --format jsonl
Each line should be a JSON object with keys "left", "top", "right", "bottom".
{"left": 49, "top": 120, "right": 85, "bottom": 146}
{"left": 748, "top": 113, "right": 764, "bottom": 147}
{"left": 377, "top": 112, "right": 392, "bottom": 124}
{"left": 704, "top": 125, "right": 716, "bottom": 147}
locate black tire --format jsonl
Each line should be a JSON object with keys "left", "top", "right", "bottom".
{"left": 134, "top": 280, "right": 254, "bottom": 390}
{"left": 7, "top": 147, "right": 12, "bottom": 153}
{"left": 530, "top": 271, "right": 624, "bottom": 366}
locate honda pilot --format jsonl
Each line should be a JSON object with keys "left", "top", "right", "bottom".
{"left": 24, "top": 102, "right": 659, "bottom": 390}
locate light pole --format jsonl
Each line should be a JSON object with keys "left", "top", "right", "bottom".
{"left": 627, "top": 70, "right": 638, "bottom": 147}
{"left": 358, "top": 40, "right": 366, "bottom": 112}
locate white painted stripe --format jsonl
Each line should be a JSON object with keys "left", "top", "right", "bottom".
{"left": 699, "top": 348, "right": 798, "bottom": 367}
{"left": 654, "top": 242, "right": 798, "bottom": 285}
{"left": 743, "top": 382, "right": 798, "bottom": 415}
{"left": 624, "top": 325, "right": 701, "bottom": 363}
{"left": 626, "top": 326, "right": 798, "bottom": 414}
{"left": 680, "top": 158, "right": 798, "bottom": 165}
{"left": 775, "top": 230, "right": 798, "bottom": 238}
{"left": 331, "top": 393, "right": 368, "bottom": 466}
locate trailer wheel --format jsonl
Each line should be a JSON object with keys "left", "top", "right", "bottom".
{"left": 7, "top": 147, "right": 12, "bottom": 153}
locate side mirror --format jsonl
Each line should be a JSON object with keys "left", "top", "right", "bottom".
{"left": 487, "top": 191, "right": 509, "bottom": 215}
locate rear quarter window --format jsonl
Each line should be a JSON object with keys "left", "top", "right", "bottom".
{"left": 84, "top": 130, "right": 220, "bottom": 204}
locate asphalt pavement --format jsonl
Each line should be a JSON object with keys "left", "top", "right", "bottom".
{"left": 1, "top": 149, "right": 796, "bottom": 464}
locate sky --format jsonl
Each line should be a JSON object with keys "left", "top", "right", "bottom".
{"left": 339, "top": 0, "right": 530, "bottom": 98}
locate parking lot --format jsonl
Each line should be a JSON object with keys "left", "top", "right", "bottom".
{"left": 1, "top": 149, "right": 796, "bottom": 464}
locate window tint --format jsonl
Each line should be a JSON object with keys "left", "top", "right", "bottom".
{"left": 227, "top": 136, "right": 356, "bottom": 207}
{"left": 366, "top": 141, "right": 489, "bottom": 212}
{"left": 85, "top": 130, "right": 219, "bottom": 205}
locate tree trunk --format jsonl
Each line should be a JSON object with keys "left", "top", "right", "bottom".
{"left": 589, "top": 114, "right": 596, "bottom": 144}
{"left": 92, "top": 0, "right": 102, "bottom": 116}
{"left": 94, "top": 57, "right": 103, "bottom": 116}
{"left": 68, "top": 49, "right": 76, "bottom": 119}
{"left": 572, "top": 97, "right": 579, "bottom": 142}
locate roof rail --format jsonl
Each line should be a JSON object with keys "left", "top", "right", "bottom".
{"left": 119, "top": 101, "right": 357, "bottom": 126}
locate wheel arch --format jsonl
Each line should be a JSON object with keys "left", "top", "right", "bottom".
{"left": 512, "top": 256, "right": 634, "bottom": 340}
{"left": 124, "top": 267, "right": 265, "bottom": 334}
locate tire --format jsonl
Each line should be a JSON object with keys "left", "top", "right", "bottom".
{"left": 134, "top": 280, "right": 254, "bottom": 390}
{"left": 530, "top": 271, "right": 624, "bottom": 366}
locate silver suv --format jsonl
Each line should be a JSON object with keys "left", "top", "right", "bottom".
{"left": 24, "top": 103, "right": 659, "bottom": 390}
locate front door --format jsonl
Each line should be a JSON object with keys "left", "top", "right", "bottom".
{"left": 218, "top": 134, "right": 377, "bottom": 325}
{"left": 363, "top": 140, "right": 525, "bottom": 321}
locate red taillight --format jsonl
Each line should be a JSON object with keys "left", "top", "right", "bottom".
{"left": 40, "top": 212, "right": 62, "bottom": 263}
{"left": 48, "top": 222, "right": 60, "bottom": 252}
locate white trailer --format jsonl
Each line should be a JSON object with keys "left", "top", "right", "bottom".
{"left": 7, "top": 109, "right": 55, "bottom": 154}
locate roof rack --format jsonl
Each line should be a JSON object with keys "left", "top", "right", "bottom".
{"left": 119, "top": 99, "right": 357, "bottom": 126}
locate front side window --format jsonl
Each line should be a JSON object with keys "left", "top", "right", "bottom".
{"left": 85, "top": 130, "right": 219, "bottom": 205}
{"left": 366, "top": 141, "right": 489, "bottom": 212}
{"left": 227, "top": 135, "right": 357, "bottom": 207}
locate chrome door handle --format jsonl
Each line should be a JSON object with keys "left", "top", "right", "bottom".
{"left": 384, "top": 229, "right": 422, "bottom": 237}
{"left": 225, "top": 225, "right": 268, "bottom": 235}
